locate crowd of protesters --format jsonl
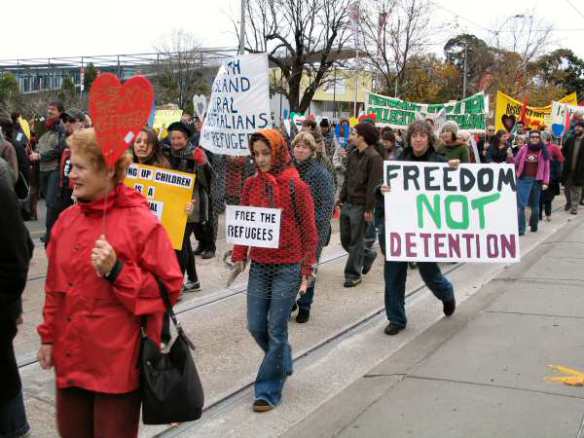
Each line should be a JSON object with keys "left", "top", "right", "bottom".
{"left": 3, "top": 99, "right": 584, "bottom": 436}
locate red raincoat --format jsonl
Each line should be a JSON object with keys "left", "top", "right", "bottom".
{"left": 37, "top": 184, "right": 183, "bottom": 393}
{"left": 231, "top": 129, "right": 318, "bottom": 276}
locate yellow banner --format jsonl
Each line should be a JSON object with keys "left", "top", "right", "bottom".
{"left": 152, "top": 109, "right": 183, "bottom": 138}
{"left": 495, "top": 91, "right": 577, "bottom": 132}
{"left": 124, "top": 164, "right": 195, "bottom": 250}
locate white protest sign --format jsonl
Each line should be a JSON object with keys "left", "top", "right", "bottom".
{"left": 384, "top": 162, "right": 520, "bottom": 263}
{"left": 225, "top": 205, "right": 281, "bottom": 248}
{"left": 200, "top": 53, "right": 271, "bottom": 156}
{"left": 192, "top": 94, "right": 207, "bottom": 118}
{"left": 551, "top": 101, "right": 584, "bottom": 126}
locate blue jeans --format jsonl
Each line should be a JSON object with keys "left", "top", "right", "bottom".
{"left": 384, "top": 261, "right": 454, "bottom": 329}
{"left": 0, "top": 391, "right": 30, "bottom": 438}
{"left": 247, "top": 262, "right": 301, "bottom": 406}
{"left": 516, "top": 177, "right": 542, "bottom": 235}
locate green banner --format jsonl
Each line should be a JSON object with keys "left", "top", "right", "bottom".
{"left": 366, "top": 92, "right": 488, "bottom": 132}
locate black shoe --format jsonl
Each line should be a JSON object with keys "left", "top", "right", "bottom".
{"left": 384, "top": 323, "right": 404, "bottom": 336}
{"left": 571, "top": 209, "right": 578, "bottom": 215}
{"left": 343, "top": 277, "right": 362, "bottom": 288}
{"left": 193, "top": 245, "right": 203, "bottom": 255}
{"left": 443, "top": 298, "right": 456, "bottom": 317}
{"left": 253, "top": 399, "right": 274, "bottom": 413}
{"left": 201, "top": 250, "right": 215, "bottom": 259}
{"left": 565, "top": 203, "right": 572, "bottom": 211}
{"left": 362, "top": 252, "right": 378, "bottom": 275}
{"left": 530, "top": 226, "right": 538, "bottom": 233}
{"left": 296, "top": 308, "right": 310, "bottom": 323}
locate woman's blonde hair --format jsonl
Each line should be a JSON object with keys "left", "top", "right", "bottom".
{"left": 67, "top": 128, "right": 132, "bottom": 184}
{"left": 292, "top": 131, "right": 317, "bottom": 155}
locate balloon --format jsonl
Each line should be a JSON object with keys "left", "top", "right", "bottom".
{"left": 551, "top": 123, "right": 565, "bottom": 137}
{"left": 89, "top": 73, "right": 155, "bottom": 168}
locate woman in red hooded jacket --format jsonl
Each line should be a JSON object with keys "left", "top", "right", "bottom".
{"left": 232, "top": 128, "right": 318, "bottom": 412}
{"left": 36, "top": 128, "right": 183, "bottom": 438}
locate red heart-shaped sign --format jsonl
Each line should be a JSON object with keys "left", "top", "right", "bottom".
{"left": 89, "top": 73, "right": 154, "bottom": 168}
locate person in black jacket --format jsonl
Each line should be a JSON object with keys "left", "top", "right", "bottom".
{"left": 378, "top": 120, "right": 457, "bottom": 336}
{"left": 0, "top": 177, "right": 34, "bottom": 438}
{"left": 337, "top": 123, "right": 383, "bottom": 288}
{"left": 561, "top": 121, "right": 584, "bottom": 214}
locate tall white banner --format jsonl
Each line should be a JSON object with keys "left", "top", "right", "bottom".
{"left": 200, "top": 53, "right": 271, "bottom": 156}
{"left": 384, "top": 162, "right": 520, "bottom": 263}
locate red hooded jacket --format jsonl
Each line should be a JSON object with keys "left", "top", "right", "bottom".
{"left": 37, "top": 184, "right": 183, "bottom": 393}
{"left": 231, "top": 129, "right": 318, "bottom": 276}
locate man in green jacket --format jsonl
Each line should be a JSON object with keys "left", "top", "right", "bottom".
{"left": 31, "top": 101, "right": 66, "bottom": 243}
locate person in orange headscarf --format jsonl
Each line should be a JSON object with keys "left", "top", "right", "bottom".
{"left": 231, "top": 128, "right": 318, "bottom": 412}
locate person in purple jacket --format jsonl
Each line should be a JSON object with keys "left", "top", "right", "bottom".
{"left": 514, "top": 130, "right": 550, "bottom": 235}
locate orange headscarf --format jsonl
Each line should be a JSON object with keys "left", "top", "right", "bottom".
{"left": 249, "top": 128, "right": 291, "bottom": 174}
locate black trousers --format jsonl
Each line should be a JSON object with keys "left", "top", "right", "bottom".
{"left": 0, "top": 320, "right": 20, "bottom": 403}
{"left": 192, "top": 221, "right": 215, "bottom": 252}
{"left": 175, "top": 222, "right": 198, "bottom": 282}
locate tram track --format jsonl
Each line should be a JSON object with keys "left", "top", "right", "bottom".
{"left": 155, "top": 261, "right": 465, "bottom": 438}
{"left": 16, "top": 246, "right": 363, "bottom": 370}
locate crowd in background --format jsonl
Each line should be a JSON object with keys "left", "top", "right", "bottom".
{"left": 2, "top": 103, "right": 584, "bottom": 434}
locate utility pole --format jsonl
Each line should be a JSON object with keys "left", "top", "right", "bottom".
{"left": 462, "top": 42, "right": 468, "bottom": 99}
{"left": 239, "top": 0, "right": 246, "bottom": 54}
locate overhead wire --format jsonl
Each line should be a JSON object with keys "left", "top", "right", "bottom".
{"left": 564, "top": 0, "right": 584, "bottom": 21}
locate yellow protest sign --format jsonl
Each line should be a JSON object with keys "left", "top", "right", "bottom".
{"left": 18, "top": 117, "right": 31, "bottom": 140}
{"left": 152, "top": 110, "right": 183, "bottom": 139}
{"left": 124, "top": 163, "right": 195, "bottom": 250}
{"left": 495, "top": 91, "right": 577, "bottom": 132}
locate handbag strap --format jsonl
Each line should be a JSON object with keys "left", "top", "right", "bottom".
{"left": 141, "top": 278, "right": 196, "bottom": 350}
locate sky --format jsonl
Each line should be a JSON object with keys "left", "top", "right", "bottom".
{"left": 1, "top": 0, "right": 583, "bottom": 60}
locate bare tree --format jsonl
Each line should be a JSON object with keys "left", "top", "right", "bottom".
{"left": 154, "top": 30, "right": 209, "bottom": 109}
{"left": 359, "top": 0, "right": 431, "bottom": 97}
{"left": 488, "top": 12, "right": 554, "bottom": 97}
{"left": 491, "top": 12, "right": 554, "bottom": 67}
{"left": 241, "top": 0, "right": 352, "bottom": 113}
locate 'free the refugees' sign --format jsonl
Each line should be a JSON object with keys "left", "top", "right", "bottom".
{"left": 225, "top": 205, "right": 281, "bottom": 248}
{"left": 383, "top": 162, "right": 520, "bottom": 263}
{"left": 124, "top": 163, "right": 195, "bottom": 250}
{"left": 200, "top": 53, "right": 271, "bottom": 156}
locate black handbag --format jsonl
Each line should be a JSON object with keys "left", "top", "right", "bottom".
{"left": 140, "top": 278, "right": 204, "bottom": 425}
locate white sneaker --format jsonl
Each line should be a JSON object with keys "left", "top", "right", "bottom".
{"left": 183, "top": 281, "right": 201, "bottom": 292}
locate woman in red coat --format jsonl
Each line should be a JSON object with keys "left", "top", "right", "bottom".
{"left": 37, "top": 128, "right": 183, "bottom": 438}
{"left": 232, "top": 128, "right": 318, "bottom": 412}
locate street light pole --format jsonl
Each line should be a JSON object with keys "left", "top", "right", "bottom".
{"left": 462, "top": 42, "right": 468, "bottom": 99}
